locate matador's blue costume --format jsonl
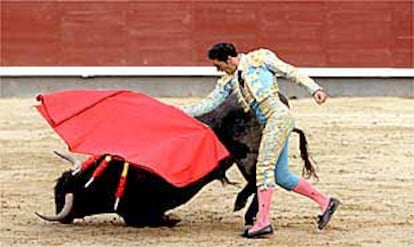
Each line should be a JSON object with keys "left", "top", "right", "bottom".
{"left": 181, "top": 49, "right": 322, "bottom": 190}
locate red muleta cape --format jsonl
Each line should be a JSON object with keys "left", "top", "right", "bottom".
{"left": 36, "top": 90, "right": 229, "bottom": 187}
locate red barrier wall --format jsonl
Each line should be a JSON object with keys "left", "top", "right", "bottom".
{"left": 1, "top": 1, "right": 413, "bottom": 67}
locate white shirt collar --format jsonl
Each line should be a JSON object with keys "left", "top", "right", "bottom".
{"left": 237, "top": 53, "right": 246, "bottom": 72}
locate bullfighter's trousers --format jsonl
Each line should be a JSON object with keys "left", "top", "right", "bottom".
{"left": 255, "top": 96, "right": 296, "bottom": 190}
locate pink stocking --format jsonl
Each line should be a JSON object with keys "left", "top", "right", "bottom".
{"left": 293, "top": 178, "right": 330, "bottom": 212}
{"left": 248, "top": 187, "right": 274, "bottom": 234}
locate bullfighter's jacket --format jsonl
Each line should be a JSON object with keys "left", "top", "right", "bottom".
{"left": 181, "top": 48, "right": 322, "bottom": 188}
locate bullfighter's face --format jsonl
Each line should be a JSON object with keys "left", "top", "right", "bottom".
{"left": 211, "top": 57, "right": 238, "bottom": 75}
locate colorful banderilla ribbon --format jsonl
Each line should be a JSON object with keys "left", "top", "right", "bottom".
{"left": 84, "top": 155, "right": 111, "bottom": 188}
{"left": 72, "top": 154, "right": 99, "bottom": 175}
{"left": 114, "top": 162, "right": 129, "bottom": 211}
{"left": 80, "top": 154, "right": 130, "bottom": 211}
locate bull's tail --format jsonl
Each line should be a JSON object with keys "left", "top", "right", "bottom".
{"left": 292, "top": 128, "right": 319, "bottom": 180}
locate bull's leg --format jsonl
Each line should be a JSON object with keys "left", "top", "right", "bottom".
{"left": 244, "top": 193, "right": 258, "bottom": 226}
{"left": 121, "top": 210, "right": 180, "bottom": 227}
{"left": 234, "top": 182, "right": 256, "bottom": 211}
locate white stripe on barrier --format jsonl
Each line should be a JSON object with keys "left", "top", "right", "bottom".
{"left": 0, "top": 66, "right": 413, "bottom": 77}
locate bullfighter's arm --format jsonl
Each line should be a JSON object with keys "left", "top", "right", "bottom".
{"left": 262, "top": 49, "right": 322, "bottom": 95}
{"left": 180, "top": 75, "right": 233, "bottom": 117}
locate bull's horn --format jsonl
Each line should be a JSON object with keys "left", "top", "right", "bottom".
{"left": 53, "top": 151, "right": 81, "bottom": 169}
{"left": 35, "top": 193, "right": 74, "bottom": 222}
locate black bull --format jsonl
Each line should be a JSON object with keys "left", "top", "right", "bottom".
{"left": 36, "top": 93, "right": 316, "bottom": 227}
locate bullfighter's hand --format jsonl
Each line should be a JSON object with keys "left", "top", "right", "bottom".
{"left": 313, "top": 90, "right": 328, "bottom": 105}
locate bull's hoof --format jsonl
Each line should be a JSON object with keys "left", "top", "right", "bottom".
{"left": 160, "top": 213, "right": 181, "bottom": 227}
{"left": 240, "top": 225, "right": 252, "bottom": 237}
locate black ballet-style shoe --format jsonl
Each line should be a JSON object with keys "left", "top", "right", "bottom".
{"left": 244, "top": 225, "right": 274, "bottom": 238}
{"left": 317, "top": 197, "right": 341, "bottom": 230}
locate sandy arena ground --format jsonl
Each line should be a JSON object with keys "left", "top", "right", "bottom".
{"left": 1, "top": 96, "right": 413, "bottom": 247}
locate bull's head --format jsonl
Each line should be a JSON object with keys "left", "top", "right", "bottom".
{"left": 35, "top": 152, "right": 119, "bottom": 223}
{"left": 35, "top": 151, "right": 217, "bottom": 227}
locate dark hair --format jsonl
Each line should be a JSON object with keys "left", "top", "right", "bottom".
{"left": 207, "top": 42, "right": 238, "bottom": 62}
